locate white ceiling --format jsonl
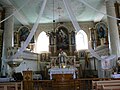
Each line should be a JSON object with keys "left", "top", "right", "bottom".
{"left": 0, "top": 0, "right": 106, "bottom": 25}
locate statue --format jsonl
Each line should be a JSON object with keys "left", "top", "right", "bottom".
{"left": 98, "top": 26, "right": 106, "bottom": 45}
{"left": 58, "top": 49, "right": 67, "bottom": 68}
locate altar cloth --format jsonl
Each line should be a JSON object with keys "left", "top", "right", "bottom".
{"left": 111, "top": 74, "right": 120, "bottom": 78}
{"left": 48, "top": 67, "right": 77, "bottom": 79}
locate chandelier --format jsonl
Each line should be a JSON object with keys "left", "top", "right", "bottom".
{"left": 47, "top": 0, "right": 64, "bottom": 39}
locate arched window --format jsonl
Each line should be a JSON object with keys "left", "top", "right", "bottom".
{"left": 36, "top": 31, "right": 49, "bottom": 53}
{"left": 76, "top": 30, "right": 88, "bottom": 50}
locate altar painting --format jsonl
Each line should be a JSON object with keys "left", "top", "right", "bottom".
{"left": 56, "top": 26, "right": 69, "bottom": 50}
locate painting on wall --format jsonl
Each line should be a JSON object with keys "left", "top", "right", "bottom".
{"left": 79, "top": 50, "right": 86, "bottom": 58}
{"left": 18, "top": 26, "right": 34, "bottom": 46}
{"left": 95, "top": 22, "right": 107, "bottom": 39}
{"left": 56, "top": 26, "right": 69, "bottom": 51}
{"left": 95, "top": 22, "right": 108, "bottom": 45}
{"left": 40, "top": 53, "right": 46, "bottom": 62}
{"left": 40, "top": 53, "right": 50, "bottom": 62}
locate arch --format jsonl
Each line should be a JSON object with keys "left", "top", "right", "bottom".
{"left": 76, "top": 30, "right": 88, "bottom": 50}
{"left": 36, "top": 31, "right": 49, "bottom": 53}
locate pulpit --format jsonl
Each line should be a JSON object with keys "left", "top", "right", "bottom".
{"left": 23, "top": 71, "right": 33, "bottom": 81}
{"left": 23, "top": 71, "right": 33, "bottom": 90}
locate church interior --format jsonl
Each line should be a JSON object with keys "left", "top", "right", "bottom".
{"left": 0, "top": 0, "right": 120, "bottom": 90}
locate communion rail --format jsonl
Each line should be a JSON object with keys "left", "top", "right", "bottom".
{"left": 23, "top": 78, "right": 115, "bottom": 90}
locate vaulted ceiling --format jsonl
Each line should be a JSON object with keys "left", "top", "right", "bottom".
{"left": 0, "top": 0, "right": 106, "bottom": 25}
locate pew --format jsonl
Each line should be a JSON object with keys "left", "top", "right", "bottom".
{"left": 92, "top": 78, "right": 111, "bottom": 90}
{"left": 95, "top": 80, "right": 120, "bottom": 90}
{"left": 102, "top": 85, "right": 120, "bottom": 90}
{"left": 92, "top": 80, "right": 96, "bottom": 90}
{"left": 0, "top": 82, "right": 23, "bottom": 90}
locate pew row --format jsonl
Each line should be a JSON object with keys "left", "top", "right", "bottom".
{"left": 0, "top": 82, "right": 23, "bottom": 90}
{"left": 92, "top": 80, "right": 120, "bottom": 90}
{"left": 101, "top": 84, "right": 120, "bottom": 90}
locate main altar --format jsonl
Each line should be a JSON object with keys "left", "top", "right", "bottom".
{"left": 44, "top": 24, "right": 79, "bottom": 80}
{"left": 48, "top": 54, "right": 78, "bottom": 80}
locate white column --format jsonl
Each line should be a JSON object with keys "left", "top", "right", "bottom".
{"left": 1, "top": 5, "right": 15, "bottom": 75}
{"left": 4, "top": 6, "right": 14, "bottom": 48}
{"left": 105, "top": 0, "right": 120, "bottom": 57}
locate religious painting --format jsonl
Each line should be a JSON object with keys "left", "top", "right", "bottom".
{"left": 18, "top": 26, "right": 34, "bottom": 46}
{"left": 95, "top": 22, "right": 107, "bottom": 39}
{"left": 56, "top": 26, "right": 69, "bottom": 50}
{"left": 95, "top": 22, "right": 108, "bottom": 45}
{"left": 19, "top": 26, "right": 30, "bottom": 41}
{"left": 79, "top": 50, "right": 86, "bottom": 58}
{"left": 40, "top": 53, "right": 50, "bottom": 62}
{"left": 40, "top": 53, "right": 46, "bottom": 62}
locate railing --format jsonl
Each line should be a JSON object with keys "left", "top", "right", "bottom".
{"left": 23, "top": 77, "right": 120, "bottom": 90}
{"left": 23, "top": 78, "right": 103, "bottom": 90}
{"left": 0, "top": 81, "right": 23, "bottom": 90}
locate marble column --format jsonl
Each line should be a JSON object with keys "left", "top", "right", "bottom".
{"left": 1, "top": 5, "right": 15, "bottom": 75}
{"left": 105, "top": 0, "right": 120, "bottom": 57}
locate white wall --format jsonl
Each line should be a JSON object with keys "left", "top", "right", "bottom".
{"left": 15, "top": 59, "right": 38, "bottom": 73}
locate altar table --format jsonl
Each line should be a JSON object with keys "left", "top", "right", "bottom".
{"left": 111, "top": 74, "right": 120, "bottom": 78}
{"left": 48, "top": 68, "right": 77, "bottom": 80}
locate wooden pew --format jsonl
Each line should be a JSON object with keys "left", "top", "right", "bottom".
{"left": 0, "top": 82, "right": 23, "bottom": 90}
{"left": 101, "top": 85, "right": 120, "bottom": 90}
{"left": 92, "top": 78, "right": 111, "bottom": 90}
{"left": 95, "top": 80, "right": 120, "bottom": 90}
